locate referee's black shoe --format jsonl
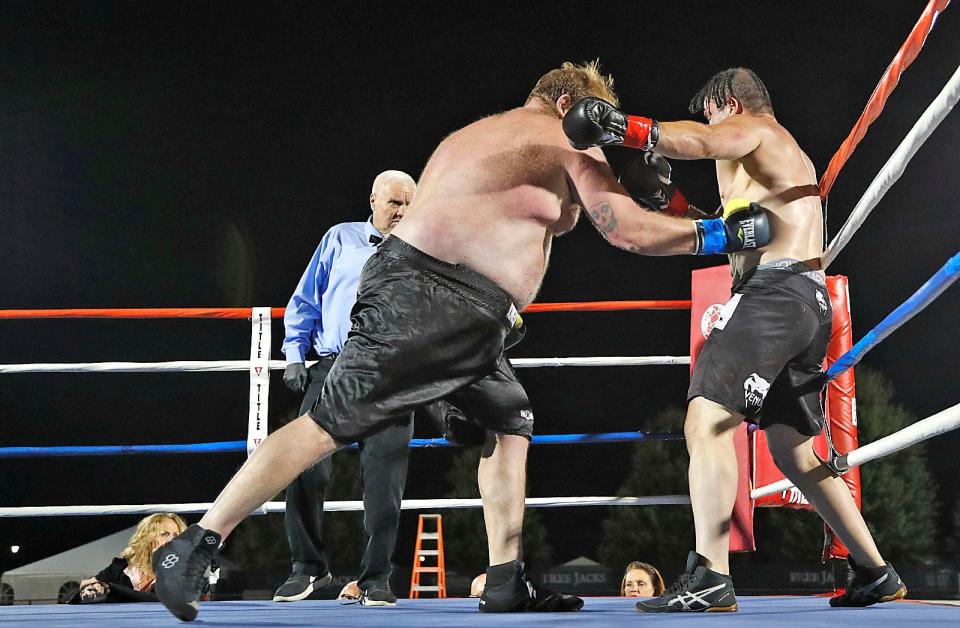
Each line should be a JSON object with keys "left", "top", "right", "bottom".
{"left": 360, "top": 585, "right": 398, "bottom": 607}
{"left": 635, "top": 551, "right": 738, "bottom": 613}
{"left": 152, "top": 524, "right": 221, "bottom": 621}
{"left": 272, "top": 572, "right": 333, "bottom": 602}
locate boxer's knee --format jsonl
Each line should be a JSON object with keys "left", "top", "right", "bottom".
{"left": 765, "top": 423, "right": 820, "bottom": 476}
{"left": 684, "top": 397, "right": 743, "bottom": 451}
{"left": 481, "top": 432, "right": 528, "bottom": 462}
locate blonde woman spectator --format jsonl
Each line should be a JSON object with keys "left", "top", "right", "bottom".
{"left": 69, "top": 513, "right": 187, "bottom": 603}
{"left": 469, "top": 573, "right": 487, "bottom": 598}
{"left": 338, "top": 580, "right": 361, "bottom": 601}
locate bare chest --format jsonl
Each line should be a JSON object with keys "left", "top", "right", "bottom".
{"left": 715, "top": 160, "right": 756, "bottom": 203}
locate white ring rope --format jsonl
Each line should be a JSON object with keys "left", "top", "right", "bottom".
{"left": 0, "top": 495, "right": 691, "bottom": 518}
{"left": 752, "top": 401, "right": 960, "bottom": 499}
{"left": 0, "top": 356, "right": 691, "bottom": 374}
{"left": 9, "top": 397, "right": 958, "bottom": 512}
{"left": 512, "top": 356, "right": 691, "bottom": 367}
{"left": 823, "top": 61, "right": 960, "bottom": 269}
{"left": 6, "top": 62, "right": 958, "bottom": 529}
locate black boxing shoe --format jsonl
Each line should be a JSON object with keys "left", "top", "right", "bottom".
{"left": 829, "top": 556, "right": 906, "bottom": 607}
{"left": 635, "top": 551, "right": 738, "bottom": 613}
{"left": 152, "top": 524, "right": 221, "bottom": 621}
{"left": 479, "top": 560, "right": 583, "bottom": 613}
{"left": 272, "top": 572, "right": 333, "bottom": 602}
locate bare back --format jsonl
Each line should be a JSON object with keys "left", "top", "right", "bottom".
{"left": 716, "top": 116, "right": 823, "bottom": 279}
{"left": 390, "top": 107, "right": 583, "bottom": 307}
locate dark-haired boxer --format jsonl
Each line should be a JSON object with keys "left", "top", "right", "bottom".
{"left": 565, "top": 67, "right": 905, "bottom": 612}
{"left": 153, "top": 61, "right": 766, "bottom": 621}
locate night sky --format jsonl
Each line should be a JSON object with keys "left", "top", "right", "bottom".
{"left": 2, "top": 1, "right": 958, "bottom": 575}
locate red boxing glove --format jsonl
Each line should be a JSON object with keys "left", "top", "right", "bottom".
{"left": 624, "top": 115, "right": 659, "bottom": 150}
{"left": 664, "top": 187, "right": 690, "bottom": 217}
{"left": 664, "top": 188, "right": 716, "bottom": 220}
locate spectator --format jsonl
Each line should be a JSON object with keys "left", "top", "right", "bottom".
{"left": 68, "top": 513, "right": 187, "bottom": 603}
{"left": 620, "top": 561, "right": 665, "bottom": 598}
{"left": 338, "top": 580, "right": 361, "bottom": 601}
{"left": 469, "top": 573, "right": 487, "bottom": 598}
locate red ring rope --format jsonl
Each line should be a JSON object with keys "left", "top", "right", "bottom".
{"left": 0, "top": 301, "right": 692, "bottom": 320}
{"left": 819, "top": 0, "right": 951, "bottom": 198}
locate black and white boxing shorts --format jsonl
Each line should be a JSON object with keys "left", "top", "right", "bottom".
{"left": 309, "top": 236, "right": 534, "bottom": 444}
{"left": 688, "top": 259, "right": 832, "bottom": 436}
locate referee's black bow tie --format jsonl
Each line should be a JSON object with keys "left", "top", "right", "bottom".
{"left": 369, "top": 234, "right": 383, "bottom": 245}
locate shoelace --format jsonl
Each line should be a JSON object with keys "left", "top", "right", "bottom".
{"left": 184, "top": 553, "right": 211, "bottom": 595}
{"left": 664, "top": 572, "right": 697, "bottom": 596}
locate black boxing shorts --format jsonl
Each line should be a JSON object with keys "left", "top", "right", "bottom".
{"left": 688, "top": 259, "right": 832, "bottom": 436}
{"left": 419, "top": 357, "right": 535, "bottom": 446}
{"left": 309, "top": 236, "right": 533, "bottom": 444}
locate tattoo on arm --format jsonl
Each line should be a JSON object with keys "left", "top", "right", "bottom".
{"left": 587, "top": 202, "right": 618, "bottom": 241}
{"left": 587, "top": 201, "right": 649, "bottom": 254}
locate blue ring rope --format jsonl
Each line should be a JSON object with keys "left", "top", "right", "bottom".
{"left": 0, "top": 441, "right": 248, "bottom": 458}
{"left": 0, "top": 431, "right": 683, "bottom": 459}
{"left": 825, "top": 250, "right": 960, "bottom": 380}
{"left": 11, "top": 252, "right": 954, "bottom": 461}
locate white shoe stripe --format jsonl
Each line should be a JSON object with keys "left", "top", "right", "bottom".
{"left": 852, "top": 573, "right": 889, "bottom": 600}
{"left": 669, "top": 583, "right": 728, "bottom": 610}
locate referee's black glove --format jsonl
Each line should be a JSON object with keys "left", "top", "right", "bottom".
{"left": 283, "top": 363, "right": 309, "bottom": 393}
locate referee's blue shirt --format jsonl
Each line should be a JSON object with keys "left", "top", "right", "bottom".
{"left": 282, "top": 219, "right": 383, "bottom": 363}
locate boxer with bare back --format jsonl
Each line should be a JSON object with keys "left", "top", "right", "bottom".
{"left": 152, "top": 62, "right": 769, "bottom": 621}
{"left": 564, "top": 67, "right": 906, "bottom": 613}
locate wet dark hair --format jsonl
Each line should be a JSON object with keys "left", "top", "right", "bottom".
{"left": 689, "top": 67, "right": 773, "bottom": 115}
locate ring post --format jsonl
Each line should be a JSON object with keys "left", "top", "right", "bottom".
{"left": 248, "top": 307, "right": 271, "bottom": 457}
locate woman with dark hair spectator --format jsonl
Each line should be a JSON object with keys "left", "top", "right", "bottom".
{"left": 620, "top": 561, "right": 665, "bottom": 597}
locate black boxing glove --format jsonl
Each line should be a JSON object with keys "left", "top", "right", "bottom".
{"left": 619, "top": 153, "right": 663, "bottom": 205}
{"left": 563, "top": 97, "right": 659, "bottom": 151}
{"left": 620, "top": 152, "right": 699, "bottom": 217}
{"left": 283, "top": 362, "right": 309, "bottom": 393}
{"left": 693, "top": 198, "right": 772, "bottom": 255}
{"left": 619, "top": 152, "right": 670, "bottom": 210}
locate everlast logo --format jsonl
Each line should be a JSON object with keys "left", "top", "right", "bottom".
{"left": 741, "top": 220, "right": 756, "bottom": 248}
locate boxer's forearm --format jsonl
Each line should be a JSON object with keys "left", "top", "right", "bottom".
{"left": 655, "top": 120, "right": 719, "bottom": 159}
{"left": 583, "top": 196, "right": 697, "bottom": 256}
{"left": 570, "top": 150, "right": 698, "bottom": 255}
{"left": 656, "top": 120, "right": 759, "bottom": 161}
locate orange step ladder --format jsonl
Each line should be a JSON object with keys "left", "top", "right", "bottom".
{"left": 409, "top": 514, "right": 446, "bottom": 598}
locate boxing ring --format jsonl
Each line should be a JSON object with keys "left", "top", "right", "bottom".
{"left": 1, "top": 595, "right": 957, "bottom": 627}
{"left": 3, "top": 1, "right": 960, "bottom": 625}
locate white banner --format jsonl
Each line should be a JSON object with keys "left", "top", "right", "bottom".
{"left": 247, "top": 307, "right": 271, "bottom": 456}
